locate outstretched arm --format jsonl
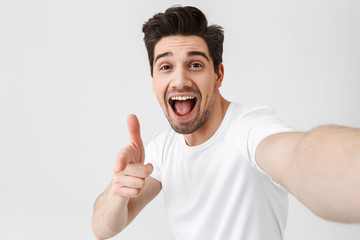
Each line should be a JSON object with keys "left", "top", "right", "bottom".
{"left": 256, "top": 125, "right": 360, "bottom": 223}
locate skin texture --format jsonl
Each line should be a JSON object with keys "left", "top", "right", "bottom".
{"left": 92, "top": 36, "right": 230, "bottom": 239}
{"left": 92, "top": 35, "right": 360, "bottom": 239}
{"left": 152, "top": 35, "right": 229, "bottom": 146}
{"left": 256, "top": 126, "right": 360, "bottom": 222}
{"left": 92, "top": 115, "right": 161, "bottom": 239}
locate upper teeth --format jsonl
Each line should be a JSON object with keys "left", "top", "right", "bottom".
{"left": 171, "top": 96, "right": 195, "bottom": 101}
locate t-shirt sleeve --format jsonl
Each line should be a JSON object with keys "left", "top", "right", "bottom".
{"left": 238, "top": 106, "right": 295, "bottom": 186}
{"left": 144, "top": 132, "right": 162, "bottom": 183}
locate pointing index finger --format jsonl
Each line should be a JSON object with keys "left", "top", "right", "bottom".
{"left": 127, "top": 114, "right": 141, "bottom": 145}
{"left": 127, "top": 114, "right": 145, "bottom": 163}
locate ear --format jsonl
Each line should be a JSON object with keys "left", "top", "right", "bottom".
{"left": 214, "top": 63, "right": 224, "bottom": 89}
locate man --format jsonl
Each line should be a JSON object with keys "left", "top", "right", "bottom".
{"left": 92, "top": 6, "right": 360, "bottom": 240}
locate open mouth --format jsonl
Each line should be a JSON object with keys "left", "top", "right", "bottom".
{"left": 169, "top": 96, "right": 198, "bottom": 117}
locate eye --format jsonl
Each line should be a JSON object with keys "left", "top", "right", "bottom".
{"left": 189, "top": 62, "right": 203, "bottom": 70}
{"left": 160, "top": 65, "right": 171, "bottom": 71}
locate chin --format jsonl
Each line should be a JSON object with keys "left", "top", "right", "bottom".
{"left": 166, "top": 110, "right": 207, "bottom": 135}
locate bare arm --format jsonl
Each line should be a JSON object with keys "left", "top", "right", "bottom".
{"left": 92, "top": 177, "right": 161, "bottom": 239}
{"left": 256, "top": 125, "right": 360, "bottom": 223}
{"left": 91, "top": 115, "right": 162, "bottom": 239}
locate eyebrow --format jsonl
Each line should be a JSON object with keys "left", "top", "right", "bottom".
{"left": 188, "top": 51, "right": 210, "bottom": 62}
{"left": 154, "top": 51, "right": 210, "bottom": 64}
{"left": 154, "top": 52, "right": 172, "bottom": 64}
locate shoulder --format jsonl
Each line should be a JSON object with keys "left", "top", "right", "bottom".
{"left": 144, "top": 128, "right": 179, "bottom": 181}
{"left": 229, "top": 102, "right": 293, "bottom": 133}
{"left": 229, "top": 102, "right": 282, "bottom": 122}
{"left": 145, "top": 127, "right": 181, "bottom": 155}
{"left": 230, "top": 102, "right": 295, "bottom": 172}
{"left": 232, "top": 102, "right": 282, "bottom": 122}
{"left": 149, "top": 128, "right": 178, "bottom": 145}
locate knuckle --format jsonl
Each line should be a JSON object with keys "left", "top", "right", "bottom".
{"left": 143, "top": 167, "right": 150, "bottom": 176}
{"left": 114, "top": 188, "right": 123, "bottom": 196}
{"left": 138, "top": 167, "right": 149, "bottom": 178}
{"left": 112, "top": 186, "right": 133, "bottom": 198}
{"left": 137, "top": 178, "right": 146, "bottom": 188}
{"left": 111, "top": 184, "right": 123, "bottom": 196}
{"left": 111, "top": 180, "right": 122, "bottom": 189}
{"left": 116, "top": 153, "right": 127, "bottom": 164}
{"left": 112, "top": 173, "right": 124, "bottom": 182}
{"left": 140, "top": 179, "right": 146, "bottom": 188}
{"left": 116, "top": 149, "right": 125, "bottom": 159}
{"left": 128, "top": 188, "right": 140, "bottom": 198}
{"left": 133, "top": 189, "right": 141, "bottom": 197}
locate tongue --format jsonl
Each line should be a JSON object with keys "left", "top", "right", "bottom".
{"left": 174, "top": 100, "right": 192, "bottom": 116}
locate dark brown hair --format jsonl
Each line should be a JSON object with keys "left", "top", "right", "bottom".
{"left": 142, "top": 6, "right": 224, "bottom": 76}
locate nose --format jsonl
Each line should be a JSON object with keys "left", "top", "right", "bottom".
{"left": 169, "top": 66, "right": 193, "bottom": 90}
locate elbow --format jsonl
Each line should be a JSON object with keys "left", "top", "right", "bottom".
{"left": 91, "top": 215, "right": 125, "bottom": 240}
{"left": 91, "top": 215, "right": 113, "bottom": 240}
{"left": 94, "top": 235, "right": 104, "bottom": 240}
{"left": 312, "top": 208, "right": 360, "bottom": 224}
{"left": 91, "top": 219, "right": 104, "bottom": 240}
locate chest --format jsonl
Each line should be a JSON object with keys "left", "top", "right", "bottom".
{"left": 160, "top": 137, "right": 262, "bottom": 203}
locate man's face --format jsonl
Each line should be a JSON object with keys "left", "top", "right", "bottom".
{"left": 152, "top": 35, "right": 222, "bottom": 134}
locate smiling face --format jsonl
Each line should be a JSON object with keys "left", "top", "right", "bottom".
{"left": 152, "top": 35, "right": 224, "bottom": 135}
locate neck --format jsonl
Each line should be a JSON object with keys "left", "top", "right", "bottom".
{"left": 184, "top": 96, "right": 230, "bottom": 146}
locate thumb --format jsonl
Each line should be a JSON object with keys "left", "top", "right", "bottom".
{"left": 127, "top": 114, "right": 145, "bottom": 162}
{"left": 145, "top": 163, "right": 153, "bottom": 176}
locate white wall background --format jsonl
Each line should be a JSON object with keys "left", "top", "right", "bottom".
{"left": 0, "top": 0, "right": 359, "bottom": 239}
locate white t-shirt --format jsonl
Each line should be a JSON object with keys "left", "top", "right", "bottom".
{"left": 145, "top": 102, "right": 294, "bottom": 240}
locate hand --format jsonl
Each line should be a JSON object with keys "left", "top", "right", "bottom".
{"left": 111, "top": 114, "right": 153, "bottom": 198}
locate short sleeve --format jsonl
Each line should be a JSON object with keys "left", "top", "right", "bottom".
{"left": 144, "top": 133, "right": 162, "bottom": 183}
{"left": 237, "top": 106, "right": 295, "bottom": 186}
